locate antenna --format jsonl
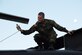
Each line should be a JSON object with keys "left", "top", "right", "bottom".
{"left": 0, "top": 31, "right": 19, "bottom": 42}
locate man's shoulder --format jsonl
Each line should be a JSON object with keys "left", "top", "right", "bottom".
{"left": 33, "top": 21, "right": 39, "bottom": 27}
{"left": 44, "top": 19, "right": 55, "bottom": 22}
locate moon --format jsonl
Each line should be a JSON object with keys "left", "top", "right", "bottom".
{"left": 74, "top": 19, "right": 78, "bottom": 23}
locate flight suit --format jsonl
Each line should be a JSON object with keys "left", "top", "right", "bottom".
{"left": 21, "top": 19, "right": 68, "bottom": 49}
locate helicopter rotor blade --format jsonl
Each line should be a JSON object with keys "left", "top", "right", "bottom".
{"left": 0, "top": 12, "right": 29, "bottom": 24}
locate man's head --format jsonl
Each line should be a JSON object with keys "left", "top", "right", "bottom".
{"left": 38, "top": 12, "right": 45, "bottom": 22}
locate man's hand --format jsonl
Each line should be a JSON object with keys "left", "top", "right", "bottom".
{"left": 16, "top": 24, "right": 22, "bottom": 31}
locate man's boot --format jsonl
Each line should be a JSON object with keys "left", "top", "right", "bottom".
{"left": 37, "top": 42, "right": 44, "bottom": 50}
{"left": 48, "top": 43, "right": 54, "bottom": 50}
{"left": 48, "top": 46, "right": 54, "bottom": 50}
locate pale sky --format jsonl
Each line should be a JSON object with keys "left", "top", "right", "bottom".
{"left": 0, "top": 0, "right": 82, "bottom": 50}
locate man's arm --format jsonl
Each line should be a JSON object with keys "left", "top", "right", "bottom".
{"left": 16, "top": 24, "right": 36, "bottom": 35}
{"left": 50, "top": 20, "right": 68, "bottom": 33}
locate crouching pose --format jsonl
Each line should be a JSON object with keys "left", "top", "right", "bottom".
{"left": 16, "top": 12, "right": 71, "bottom": 50}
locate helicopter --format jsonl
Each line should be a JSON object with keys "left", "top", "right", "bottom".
{"left": 0, "top": 12, "right": 82, "bottom": 55}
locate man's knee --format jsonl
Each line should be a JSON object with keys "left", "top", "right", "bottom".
{"left": 49, "top": 35, "right": 56, "bottom": 43}
{"left": 49, "top": 38, "right": 56, "bottom": 45}
{"left": 34, "top": 34, "right": 41, "bottom": 42}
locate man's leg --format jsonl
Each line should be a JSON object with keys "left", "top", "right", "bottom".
{"left": 48, "top": 35, "right": 56, "bottom": 50}
{"left": 41, "top": 34, "right": 56, "bottom": 50}
{"left": 34, "top": 34, "right": 43, "bottom": 49}
{"left": 43, "top": 40, "right": 50, "bottom": 50}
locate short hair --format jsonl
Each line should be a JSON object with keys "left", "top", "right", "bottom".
{"left": 38, "top": 12, "right": 45, "bottom": 18}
